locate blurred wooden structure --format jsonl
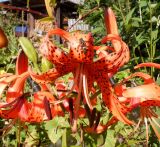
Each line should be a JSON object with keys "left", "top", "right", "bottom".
{"left": 0, "top": 0, "right": 88, "bottom": 38}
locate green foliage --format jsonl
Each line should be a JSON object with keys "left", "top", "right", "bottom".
{"left": 0, "top": 10, "right": 19, "bottom": 73}
{"left": 41, "top": 57, "right": 53, "bottom": 73}
{"left": 18, "top": 37, "right": 38, "bottom": 64}
{"left": 104, "top": 130, "right": 116, "bottom": 146}
{"left": 45, "top": 117, "right": 70, "bottom": 144}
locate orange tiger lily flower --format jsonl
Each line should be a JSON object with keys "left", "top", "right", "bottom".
{"left": 124, "top": 62, "right": 160, "bottom": 142}
{"left": 29, "top": 7, "right": 132, "bottom": 131}
{"left": 111, "top": 63, "right": 160, "bottom": 141}
{"left": 0, "top": 51, "right": 65, "bottom": 122}
{"left": 85, "top": 62, "right": 160, "bottom": 134}
{"left": 0, "top": 91, "right": 65, "bottom": 122}
{"left": 116, "top": 69, "right": 160, "bottom": 112}
{"left": 122, "top": 62, "right": 160, "bottom": 107}
{"left": 0, "top": 51, "right": 52, "bottom": 122}
{"left": 0, "top": 50, "right": 30, "bottom": 121}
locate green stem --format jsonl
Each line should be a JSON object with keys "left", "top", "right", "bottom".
{"left": 126, "top": 0, "right": 130, "bottom": 12}
{"left": 21, "top": 10, "right": 24, "bottom": 37}
{"left": 118, "top": 0, "right": 126, "bottom": 25}
{"left": 62, "top": 129, "right": 67, "bottom": 147}
{"left": 138, "top": 0, "right": 142, "bottom": 23}
{"left": 27, "top": 0, "right": 30, "bottom": 8}
{"left": 16, "top": 120, "right": 21, "bottom": 147}
{"left": 137, "top": 47, "right": 147, "bottom": 72}
{"left": 149, "top": 1, "right": 154, "bottom": 76}
{"left": 133, "top": 47, "right": 139, "bottom": 66}
{"left": 145, "top": 43, "right": 151, "bottom": 59}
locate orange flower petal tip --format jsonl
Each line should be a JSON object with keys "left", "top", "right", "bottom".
{"left": 0, "top": 28, "right": 8, "bottom": 48}
{"left": 134, "top": 62, "right": 160, "bottom": 69}
{"left": 104, "top": 7, "right": 119, "bottom": 35}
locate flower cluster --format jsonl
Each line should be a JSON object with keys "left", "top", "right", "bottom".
{"left": 0, "top": 7, "right": 160, "bottom": 142}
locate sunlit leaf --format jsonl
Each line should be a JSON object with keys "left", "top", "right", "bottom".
{"left": 24, "top": 125, "right": 40, "bottom": 146}
{"left": 152, "top": 29, "right": 158, "bottom": 40}
{"left": 39, "top": 17, "right": 54, "bottom": 22}
{"left": 97, "top": 134, "right": 104, "bottom": 147}
{"left": 45, "top": 117, "right": 70, "bottom": 144}
{"left": 44, "top": 0, "right": 56, "bottom": 17}
{"left": 104, "top": 130, "right": 116, "bottom": 147}
{"left": 138, "top": 1, "right": 147, "bottom": 7}
{"left": 125, "top": 8, "right": 135, "bottom": 26}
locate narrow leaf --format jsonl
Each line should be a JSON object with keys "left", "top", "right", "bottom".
{"left": 18, "top": 37, "right": 38, "bottom": 64}
{"left": 125, "top": 8, "right": 135, "bottom": 25}
{"left": 44, "top": 0, "right": 56, "bottom": 17}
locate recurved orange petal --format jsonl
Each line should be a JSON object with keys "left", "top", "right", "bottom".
{"left": 104, "top": 7, "right": 119, "bottom": 35}
{"left": 104, "top": 7, "right": 121, "bottom": 52}
{"left": 0, "top": 74, "right": 18, "bottom": 98}
{"left": 123, "top": 83, "right": 160, "bottom": 100}
{"left": 6, "top": 72, "right": 29, "bottom": 102}
{"left": 16, "top": 50, "right": 28, "bottom": 75}
{"left": 135, "top": 62, "right": 160, "bottom": 69}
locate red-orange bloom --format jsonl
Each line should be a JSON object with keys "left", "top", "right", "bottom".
{"left": 29, "top": 7, "right": 132, "bottom": 133}
{"left": 0, "top": 50, "right": 64, "bottom": 122}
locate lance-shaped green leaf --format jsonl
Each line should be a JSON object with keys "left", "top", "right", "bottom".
{"left": 104, "top": 130, "right": 116, "bottom": 146}
{"left": 44, "top": 0, "right": 56, "bottom": 17}
{"left": 18, "top": 37, "right": 38, "bottom": 64}
{"left": 39, "top": 16, "right": 54, "bottom": 22}
{"left": 45, "top": 117, "right": 70, "bottom": 144}
{"left": 41, "top": 57, "right": 53, "bottom": 72}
